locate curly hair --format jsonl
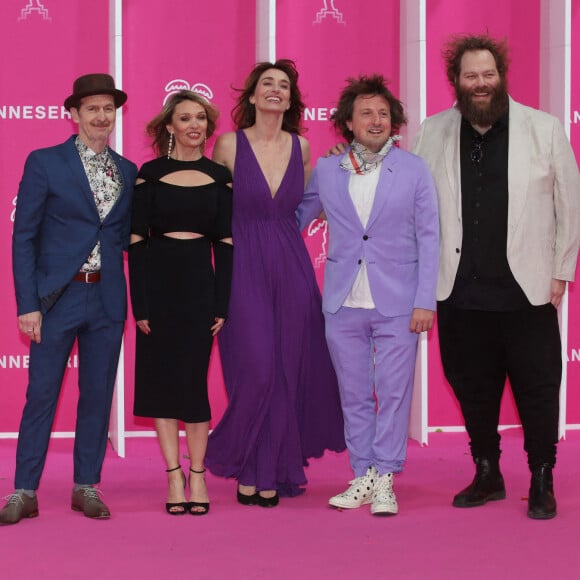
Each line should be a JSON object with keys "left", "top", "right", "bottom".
{"left": 146, "top": 90, "right": 219, "bottom": 157}
{"left": 331, "top": 75, "right": 407, "bottom": 142}
{"left": 443, "top": 34, "right": 510, "bottom": 85}
{"left": 231, "top": 59, "right": 305, "bottom": 134}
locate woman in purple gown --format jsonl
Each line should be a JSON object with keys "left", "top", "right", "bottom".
{"left": 205, "top": 60, "right": 345, "bottom": 506}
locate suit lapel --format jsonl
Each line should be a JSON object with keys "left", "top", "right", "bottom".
{"left": 62, "top": 137, "right": 101, "bottom": 219}
{"left": 506, "top": 98, "right": 530, "bottom": 231}
{"left": 443, "top": 110, "right": 463, "bottom": 221}
{"left": 335, "top": 162, "right": 364, "bottom": 231}
{"left": 104, "top": 150, "right": 129, "bottom": 221}
{"left": 63, "top": 138, "right": 130, "bottom": 222}
{"left": 366, "top": 149, "right": 398, "bottom": 230}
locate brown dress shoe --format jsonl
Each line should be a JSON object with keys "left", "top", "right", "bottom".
{"left": 71, "top": 487, "right": 110, "bottom": 519}
{"left": 0, "top": 492, "right": 39, "bottom": 525}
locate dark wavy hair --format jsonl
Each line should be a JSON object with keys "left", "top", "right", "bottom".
{"left": 443, "top": 34, "right": 510, "bottom": 85}
{"left": 146, "top": 90, "right": 219, "bottom": 157}
{"left": 331, "top": 75, "right": 407, "bottom": 142}
{"left": 232, "top": 59, "right": 305, "bottom": 134}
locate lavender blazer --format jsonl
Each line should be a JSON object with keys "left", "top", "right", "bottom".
{"left": 297, "top": 146, "right": 439, "bottom": 317}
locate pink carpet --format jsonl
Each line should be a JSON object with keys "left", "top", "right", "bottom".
{"left": 1, "top": 430, "right": 578, "bottom": 579}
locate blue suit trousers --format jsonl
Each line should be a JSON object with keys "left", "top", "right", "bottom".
{"left": 15, "top": 281, "right": 124, "bottom": 489}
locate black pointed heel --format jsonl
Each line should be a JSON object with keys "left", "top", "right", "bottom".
{"left": 165, "top": 465, "right": 187, "bottom": 515}
{"left": 188, "top": 468, "right": 210, "bottom": 516}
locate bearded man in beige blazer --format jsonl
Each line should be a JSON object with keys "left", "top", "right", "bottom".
{"left": 414, "top": 34, "right": 580, "bottom": 520}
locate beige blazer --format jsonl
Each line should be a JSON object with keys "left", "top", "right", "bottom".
{"left": 412, "top": 97, "right": 580, "bottom": 305}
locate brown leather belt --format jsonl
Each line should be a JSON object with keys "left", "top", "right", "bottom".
{"left": 73, "top": 271, "right": 101, "bottom": 283}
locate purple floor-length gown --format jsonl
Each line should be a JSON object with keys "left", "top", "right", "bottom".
{"left": 205, "top": 130, "right": 345, "bottom": 496}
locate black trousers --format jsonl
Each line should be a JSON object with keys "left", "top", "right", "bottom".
{"left": 437, "top": 302, "right": 561, "bottom": 469}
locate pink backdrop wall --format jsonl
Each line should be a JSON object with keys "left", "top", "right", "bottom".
{"left": 424, "top": 0, "right": 541, "bottom": 427}
{"left": 0, "top": 0, "right": 110, "bottom": 433}
{"left": 0, "top": 0, "right": 578, "bottom": 436}
{"left": 121, "top": 0, "right": 256, "bottom": 432}
{"left": 277, "top": 0, "right": 400, "bottom": 288}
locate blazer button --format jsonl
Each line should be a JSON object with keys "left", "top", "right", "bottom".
{"left": 455, "top": 248, "right": 460, "bottom": 253}
{"left": 362, "top": 235, "right": 368, "bottom": 240}
{"left": 358, "top": 259, "right": 362, "bottom": 265}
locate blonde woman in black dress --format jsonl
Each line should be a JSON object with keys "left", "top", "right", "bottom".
{"left": 129, "top": 91, "right": 232, "bottom": 515}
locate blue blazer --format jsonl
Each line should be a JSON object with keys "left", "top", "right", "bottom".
{"left": 297, "top": 146, "right": 439, "bottom": 317}
{"left": 12, "top": 135, "right": 138, "bottom": 321}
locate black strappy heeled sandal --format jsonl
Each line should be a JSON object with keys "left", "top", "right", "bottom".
{"left": 165, "top": 465, "right": 187, "bottom": 515}
{"left": 188, "top": 467, "right": 210, "bottom": 516}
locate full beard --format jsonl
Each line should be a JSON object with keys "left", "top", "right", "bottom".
{"left": 455, "top": 79, "right": 509, "bottom": 127}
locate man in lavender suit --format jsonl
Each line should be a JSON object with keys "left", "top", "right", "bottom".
{"left": 297, "top": 75, "right": 439, "bottom": 516}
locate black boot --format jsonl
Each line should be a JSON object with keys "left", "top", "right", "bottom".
{"left": 527, "top": 464, "right": 556, "bottom": 520}
{"left": 452, "top": 457, "right": 506, "bottom": 508}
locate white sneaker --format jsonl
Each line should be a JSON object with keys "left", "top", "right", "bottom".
{"left": 329, "top": 466, "right": 378, "bottom": 509}
{"left": 371, "top": 472, "right": 398, "bottom": 516}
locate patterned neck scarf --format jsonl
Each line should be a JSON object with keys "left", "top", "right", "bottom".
{"left": 340, "top": 135, "right": 401, "bottom": 175}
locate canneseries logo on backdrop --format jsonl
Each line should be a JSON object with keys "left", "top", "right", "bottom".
{"left": 307, "top": 1, "right": 344, "bottom": 263}
{"left": 2, "top": 2, "right": 68, "bottom": 121}
{"left": 163, "top": 80, "right": 214, "bottom": 104}
{"left": 0, "top": 105, "right": 71, "bottom": 121}
{"left": 307, "top": 220, "right": 329, "bottom": 270}
{"left": 0, "top": 353, "right": 79, "bottom": 370}
{"left": 313, "top": 0, "right": 345, "bottom": 25}
{"left": 18, "top": 0, "right": 51, "bottom": 21}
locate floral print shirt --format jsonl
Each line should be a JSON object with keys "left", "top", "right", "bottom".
{"left": 75, "top": 136, "right": 122, "bottom": 271}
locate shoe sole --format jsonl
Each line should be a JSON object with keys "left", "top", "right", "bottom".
{"left": 527, "top": 509, "right": 557, "bottom": 520}
{"left": 452, "top": 490, "right": 506, "bottom": 508}
{"left": 329, "top": 498, "right": 372, "bottom": 509}
{"left": 371, "top": 508, "right": 398, "bottom": 516}
{"left": 0, "top": 510, "right": 39, "bottom": 525}
{"left": 71, "top": 505, "right": 110, "bottom": 519}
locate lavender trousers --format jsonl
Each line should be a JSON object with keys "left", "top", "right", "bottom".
{"left": 324, "top": 307, "right": 418, "bottom": 477}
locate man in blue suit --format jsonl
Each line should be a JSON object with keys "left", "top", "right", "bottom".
{"left": 1, "top": 74, "right": 137, "bottom": 524}
{"left": 297, "top": 75, "right": 439, "bottom": 516}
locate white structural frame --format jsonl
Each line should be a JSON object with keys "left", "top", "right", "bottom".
{"left": 539, "top": 0, "right": 572, "bottom": 439}
{"left": 401, "top": 0, "right": 428, "bottom": 444}
{"left": 108, "top": 0, "right": 126, "bottom": 456}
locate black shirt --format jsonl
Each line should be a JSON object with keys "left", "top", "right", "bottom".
{"left": 445, "top": 110, "right": 529, "bottom": 310}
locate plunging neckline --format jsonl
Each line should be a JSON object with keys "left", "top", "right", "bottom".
{"left": 239, "top": 130, "right": 294, "bottom": 200}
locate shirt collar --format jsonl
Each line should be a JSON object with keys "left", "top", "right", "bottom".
{"left": 75, "top": 135, "right": 109, "bottom": 159}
